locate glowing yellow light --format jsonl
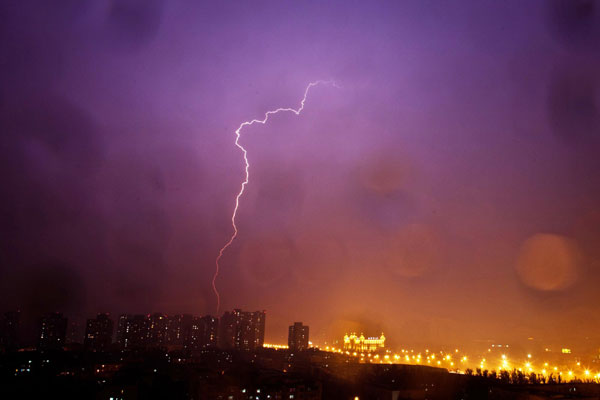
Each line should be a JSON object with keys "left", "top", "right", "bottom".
{"left": 585, "top": 370, "right": 590, "bottom": 375}
{"left": 527, "top": 354, "right": 531, "bottom": 358}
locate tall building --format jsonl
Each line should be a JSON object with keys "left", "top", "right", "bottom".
{"left": 84, "top": 313, "right": 114, "bottom": 351}
{"left": 218, "top": 311, "right": 236, "bottom": 349}
{"left": 148, "top": 313, "right": 169, "bottom": 347}
{"left": 167, "top": 314, "right": 193, "bottom": 347}
{"left": 116, "top": 314, "right": 149, "bottom": 350}
{"left": 0, "top": 311, "right": 20, "bottom": 351}
{"left": 288, "top": 322, "right": 309, "bottom": 351}
{"left": 189, "top": 315, "right": 219, "bottom": 350}
{"left": 66, "top": 320, "right": 84, "bottom": 344}
{"left": 116, "top": 314, "right": 128, "bottom": 348}
{"left": 218, "top": 309, "right": 265, "bottom": 351}
{"left": 200, "top": 315, "right": 219, "bottom": 349}
{"left": 38, "top": 312, "right": 68, "bottom": 350}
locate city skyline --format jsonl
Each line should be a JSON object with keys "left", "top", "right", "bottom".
{"left": 3, "top": 307, "right": 599, "bottom": 355}
{"left": 3, "top": 307, "right": 600, "bottom": 385}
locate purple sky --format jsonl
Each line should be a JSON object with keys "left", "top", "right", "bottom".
{"left": 1, "top": 0, "right": 600, "bottom": 348}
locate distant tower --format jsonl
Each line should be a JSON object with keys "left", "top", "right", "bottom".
{"left": 200, "top": 315, "right": 219, "bottom": 349}
{"left": 84, "top": 313, "right": 114, "bottom": 351}
{"left": 218, "top": 309, "right": 265, "bottom": 350}
{"left": 167, "top": 314, "right": 193, "bottom": 347}
{"left": 188, "top": 315, "right": 219, "bottom": 350}
{"left": 288, "top": 322, "right": 309, "bottom": 351}
{"left": 148, "top": 313, "right": 169, "bottom": 347}
{"left": 38, "top": 312, "right": 68, "bottom": 350}
{"left": 116, "top": 314, "right": 149, "bottom": 350}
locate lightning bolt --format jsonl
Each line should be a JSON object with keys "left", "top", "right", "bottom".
{"left": 212, "top": 80, "right": 338, "bottom": 313}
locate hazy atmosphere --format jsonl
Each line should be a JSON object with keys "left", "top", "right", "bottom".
{"left": 2, "top": 0, "right": 600, "bottom": 349}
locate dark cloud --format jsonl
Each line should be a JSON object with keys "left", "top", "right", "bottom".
{"left": 547, "top": 0, "right": 600, "bottom": 49}
{"left": 0, "top": 93, "right": 103, "bottom": 266}
{"left": 547, "top": 68, "right": 599, "bottom": 145}
{"left": 20, "top": 262, "right": 86, "bottom": 317}
{"left": 106, "top": 0, "right": 165, "bottom": 50}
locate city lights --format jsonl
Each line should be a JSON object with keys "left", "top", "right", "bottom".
{"left": 317, "top": 338, "right": 600, "bottom": 383}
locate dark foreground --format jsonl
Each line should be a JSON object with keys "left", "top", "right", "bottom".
{"left": 1, "top": 348, "right": 599, "bottom": 400}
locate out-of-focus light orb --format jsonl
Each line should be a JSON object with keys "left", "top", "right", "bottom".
{"left": 516, "top": 233, "right": 580, "bottom": 291}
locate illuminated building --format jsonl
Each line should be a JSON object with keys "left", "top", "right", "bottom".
{"left": 219, "top": 309, "right": 265, "bottom": 351}
{"left": 167, "top": 314, "right": 193, "bottom": 346}
{"left": 149, "top": 313, "right": 169, "bottom": 347}
{"left": 189, "top": 315, "right": 219, "bottom": 350}
{"left": 288, "top": 322, "right": 309, "bottom": 351}
{"left": 38, "top": 312, "right": 68, "bottom": 350}
{"left": 200, "top": 315, "right": 219, "bottom": 348}
{"left": 343, "top": 332, "right": 386, "bottom": 352}
{"left": 84, "top": 313, "right": 114, "bottom": 352}
{"left": 116, "top": 314, "right": 149, "bottom": 350}
{"left": 66, "top": 320, "right": 83, "bottom": 345}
